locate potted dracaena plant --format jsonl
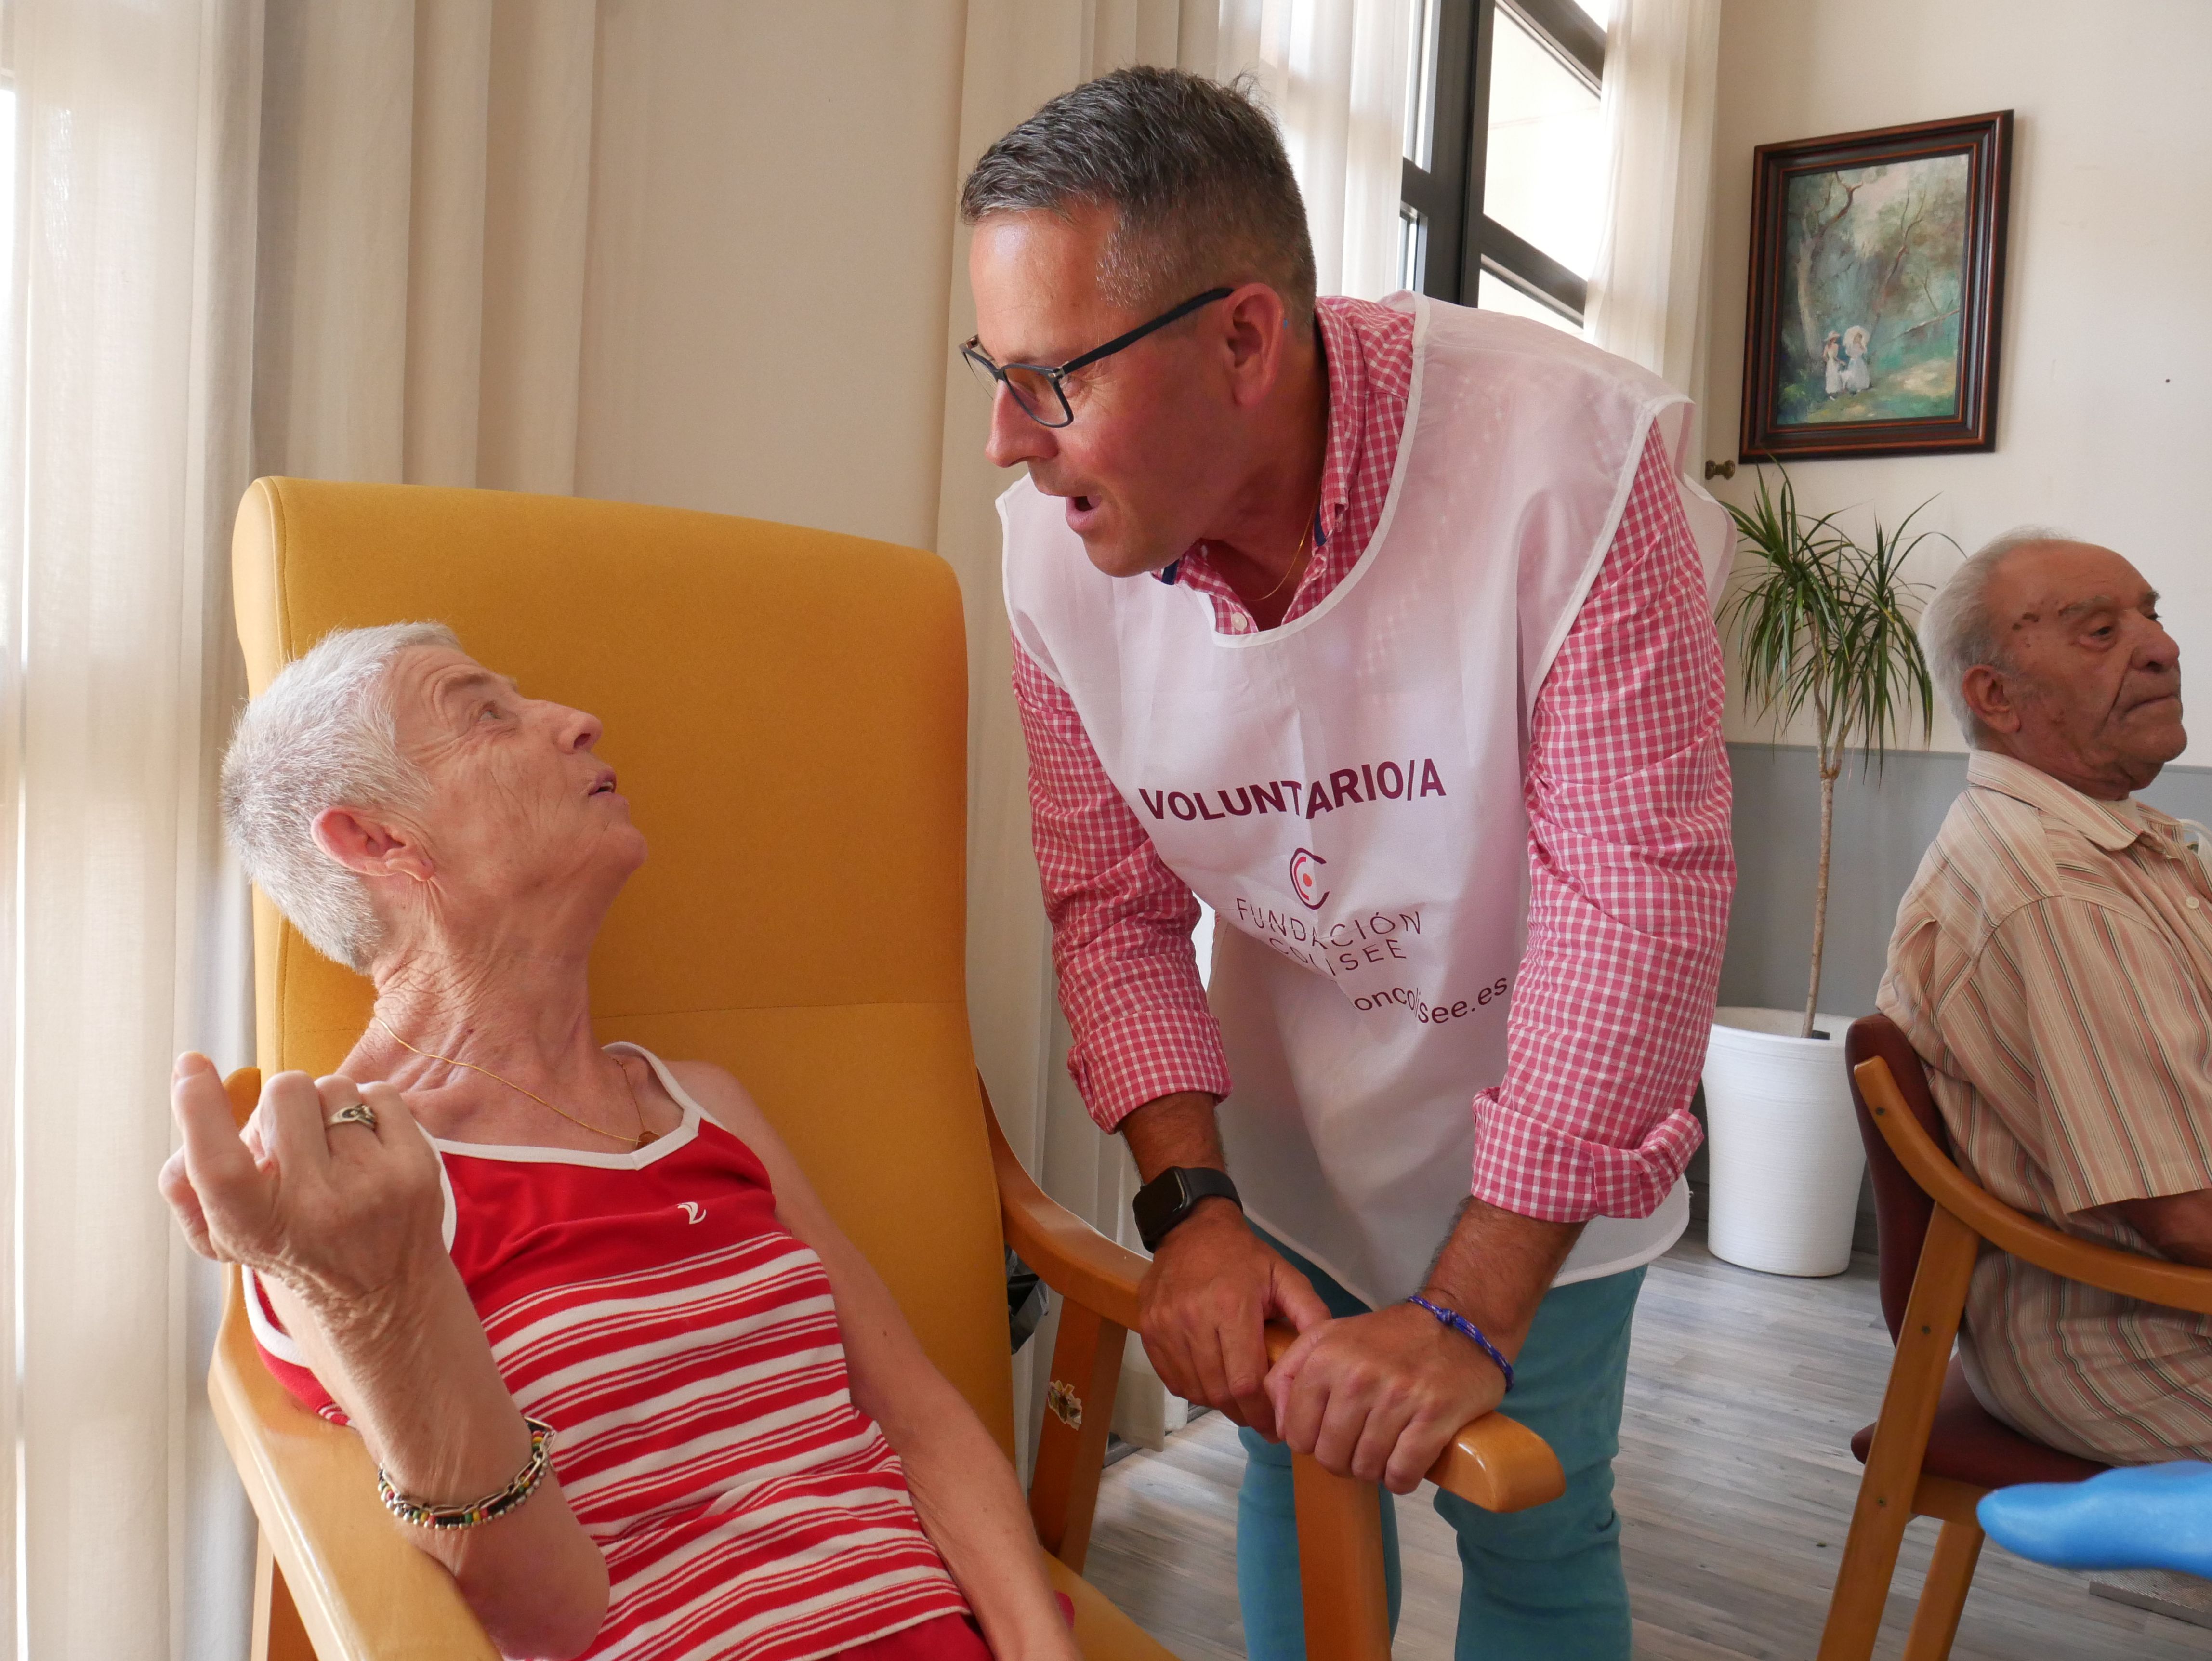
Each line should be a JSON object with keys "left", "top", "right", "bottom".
{"left": 1700, "top": 464, "right": 1946, "bottom": 1276}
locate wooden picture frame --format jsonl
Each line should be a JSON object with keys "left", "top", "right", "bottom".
{"left": 1738, "top": 110, "right": 2013, "bottom": 463}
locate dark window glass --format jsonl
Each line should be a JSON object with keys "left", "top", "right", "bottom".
{"left": 1399, "top": 0, "right": 1607, "bottom": 330}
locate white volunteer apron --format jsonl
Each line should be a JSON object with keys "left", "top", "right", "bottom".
{"left": 1004, "top": 295, "right": 1730, "bottom": 1308}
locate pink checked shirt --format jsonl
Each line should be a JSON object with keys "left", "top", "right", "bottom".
{"left": 1011, "top": 297, "right": 1732, "bottom": 1224}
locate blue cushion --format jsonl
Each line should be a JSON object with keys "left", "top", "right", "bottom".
{"left": 1978, "top": 1463, "right": 2212, "bottom": 1576}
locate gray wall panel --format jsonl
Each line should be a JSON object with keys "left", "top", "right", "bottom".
{"left": 1720, "top": 744, "right": 2212, "bottom": 1020}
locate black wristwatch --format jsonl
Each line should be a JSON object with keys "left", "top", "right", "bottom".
{"left": 1132, "top": 1166, "right": 1242, "bottom": 1252}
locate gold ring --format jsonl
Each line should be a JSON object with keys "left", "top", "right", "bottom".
{"left": 325, "top": 1101, "right": 379, "bottom": 1132}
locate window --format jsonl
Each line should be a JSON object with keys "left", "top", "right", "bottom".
{"left": 1398, "top": 0, "right": 1609, "bottom": 334}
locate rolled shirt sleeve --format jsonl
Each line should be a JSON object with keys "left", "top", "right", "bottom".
{"left": 1469, "top": 433, "right": 1735, "bottom": 1223}
{"left": 1012, "top": 636, "right": 1233, "bottom": 1132}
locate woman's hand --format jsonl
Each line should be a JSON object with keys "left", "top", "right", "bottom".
{"left": 160, "top": 1050, "right": 611, "bottom": 1657}
{"left": 159, "top": 1052, "right": 446, "bottom": 1322}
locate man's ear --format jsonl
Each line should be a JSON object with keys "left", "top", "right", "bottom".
{"left": 1219, "top": 282, "right": 1290, "bottom": 404}
{"left": 1960, "top": 663, "right": 2022, "bottom": 736}
{"left": 312, "top": 807, "right": 434, "bottom": 882}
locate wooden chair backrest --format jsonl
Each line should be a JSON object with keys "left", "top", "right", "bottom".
{"left": 1847, "top": 1016, "right": 2212, "bottom": 1319}
{"left": 229, "top": 478, "right": 1014, "bottom": 1449}
{"left": 1845, "top": 1015, "right": 1956, "bottom": 1339}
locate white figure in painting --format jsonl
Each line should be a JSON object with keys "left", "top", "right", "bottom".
{"left": 1822, "top": 330, "right": 1844, "bottom": 396}
{"left": 1841, "top": 325, "right": 1872, "bottom": 394}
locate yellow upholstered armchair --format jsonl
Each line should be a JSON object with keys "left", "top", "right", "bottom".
{"left": 210, "top": 478, "right": 1563, "bottom": 1661}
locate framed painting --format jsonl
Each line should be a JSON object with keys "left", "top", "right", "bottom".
{"left": 1738, "top": 110, "right": 2013, "bottom": 462}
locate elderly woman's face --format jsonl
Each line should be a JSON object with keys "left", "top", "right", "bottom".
{"left": 385, "top": 646, "right": 645, "bottom": 904}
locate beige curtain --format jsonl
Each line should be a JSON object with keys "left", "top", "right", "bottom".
{"left": 1585, "top": 0, "right": 1723, "bottom": 414}
{"left": 7, "top": 0, "right": 265, "bottom": 1656}
{"left": 258, "top": 0, "right": 971, "bottom": 546}
{"left": 935, "top": 0, "right": 1223, "bottom": 1463}
{"left": 254, "top": 0, "right": 598, "bottom": 488}
{"left": 1218, "top": 0, "right": 1412, "bottom": 301}
{"left": 938, "top": 0, "right": 1218, "bottom": 1200}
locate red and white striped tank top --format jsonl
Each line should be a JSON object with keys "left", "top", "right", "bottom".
{"left": 247, "top": 1045, "right": 974, "bottom": 1661}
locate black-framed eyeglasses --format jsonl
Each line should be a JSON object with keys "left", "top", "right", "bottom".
{"left": 961, "top": 287, "right": 1234, "bottom": 429}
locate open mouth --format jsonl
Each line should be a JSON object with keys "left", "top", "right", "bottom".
{"left": 590, "top": 771, "right": 619, "bottom": 796}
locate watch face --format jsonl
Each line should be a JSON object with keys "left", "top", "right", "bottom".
{"left": 1133, "top": 1166, "right": 1244, "bottom": 1252}
{"left": 1133, "top": 1169, "right": 1192, "bottom": 1250}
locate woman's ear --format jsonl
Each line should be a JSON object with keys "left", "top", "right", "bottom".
{"left": 312, "top": 807, "right": 434, "bottom": 882}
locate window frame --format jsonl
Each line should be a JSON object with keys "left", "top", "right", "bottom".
{"left": 1400, "top": 0, "right": 1606, "bottom": 324}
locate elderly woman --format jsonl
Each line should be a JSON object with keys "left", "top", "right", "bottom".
{"left": 159, "top": 623, "right": 1079, "bottom": 1661}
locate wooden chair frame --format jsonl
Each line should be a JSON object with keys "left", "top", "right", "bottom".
{"left": 1817, "top": 1054, "right": 2212, "bottom": 1661}
{"left": 214, "top": 1066, "right": 1566, "bottom": 1661}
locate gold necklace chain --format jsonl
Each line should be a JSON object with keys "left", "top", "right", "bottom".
{"left": 1255, "top": 514, "right": 1316, "bottom": 603}
{"left": 1230, "top": 488, "right": 1324, "bottom": 607}
{"left": 376, "top": 1021, "right": 656, "bottom": 1150}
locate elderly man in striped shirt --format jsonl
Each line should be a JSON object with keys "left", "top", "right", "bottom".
{"left": 1882, "top": 528, "right": 2212, "bottom": 1465}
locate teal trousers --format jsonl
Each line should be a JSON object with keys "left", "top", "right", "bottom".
{"left": 1234, "top": 1230, "right": 1644, "bottom": 1661}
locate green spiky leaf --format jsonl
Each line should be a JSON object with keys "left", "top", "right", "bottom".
{"left": 1719, "top": 463, "right": 1953, "bottom": 1034}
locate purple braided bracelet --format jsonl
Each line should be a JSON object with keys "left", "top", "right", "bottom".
{"left": 1406, "top": 1295, "right": 1515, "bottom": 1392}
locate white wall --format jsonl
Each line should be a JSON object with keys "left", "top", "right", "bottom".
{"left": 1704, "top": 0, "right": 2212, "bottom": 759}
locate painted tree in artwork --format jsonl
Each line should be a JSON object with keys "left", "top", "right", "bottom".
{"left": 1779, "top": 156, "right": 1970, "bottom": 422}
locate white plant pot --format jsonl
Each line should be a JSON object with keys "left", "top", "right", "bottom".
{"left": 1702, "top": 1006, "right": 1866, "bottom": 1277}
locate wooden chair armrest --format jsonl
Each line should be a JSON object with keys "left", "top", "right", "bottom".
{"left": 1856, "top": 1058, "right": 2212, "bottom": 1316}
{"left": 1264, "top": 1325, "right": 1564, "bottom": 1513}
{"left": 985, "top": 1090, "right": 1144, "bottom": 1331}
{"left": 981, "top": 1081, "right": 1146, "bottom": 1569}
{"left": 209, "top": 1268, "right": 499, "bottom": 1661}
{"left": 1423, "top": 1402, "right": 1567, "bottom": 1513}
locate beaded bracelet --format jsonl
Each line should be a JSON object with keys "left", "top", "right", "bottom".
{"left": 378, "top": 1415, "right": 557, "bottom": 1530}
{"left": 1405, "top": 1295, "right": 1515, "bottom": 1393}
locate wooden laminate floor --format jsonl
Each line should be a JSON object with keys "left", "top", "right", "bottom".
{"left": 1081, "top": 1233, "right": 2212, "bottom": 1659}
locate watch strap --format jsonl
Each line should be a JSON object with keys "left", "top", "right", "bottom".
{"left": 1132, "top": 1165, "right": 1241, "bottom": 1252}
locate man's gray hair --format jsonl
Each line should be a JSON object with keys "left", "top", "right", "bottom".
{"left": 959, "top": 66, "right": 1318, "bottom": 330}
{"left": 1920, "top": 526, "right": 2079, "bottom": 745}
{"left": 221, "top": 622, "right": 459, "bottom": 971}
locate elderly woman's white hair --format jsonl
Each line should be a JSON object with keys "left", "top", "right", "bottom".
{"left": 1920, "top": 526, "right": 2079, "bottom": 745}
{"left": 221, "top": 621, "right": 459, "bottom": 970}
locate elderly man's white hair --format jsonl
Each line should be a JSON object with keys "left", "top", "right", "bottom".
{"left": 221, "top": 621, "right": 460, "bottom": 970}
{"left": 1920, "top": 526, "right": 2081, "bottom": 746}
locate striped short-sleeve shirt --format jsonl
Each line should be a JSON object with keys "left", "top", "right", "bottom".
{"left": 1878, "top": 749, "right": 2212, "bottom": 1464}
{"left": 248, "top": 1045, "right": 971, "bottom": 1661}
